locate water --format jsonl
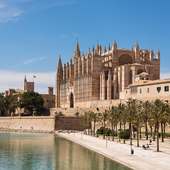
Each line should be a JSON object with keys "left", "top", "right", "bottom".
{"left": 0, "top": 132, "right": 130, "bottom": 170}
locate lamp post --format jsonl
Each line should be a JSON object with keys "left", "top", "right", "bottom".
{"left": 17, "top": 96, "right": 21, "bottom": 117}
{"left": 127, "top": 99, "right": 134, "bottom": 155}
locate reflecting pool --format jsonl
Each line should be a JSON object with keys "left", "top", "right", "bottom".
{"left": 0, "top": 132, "right": 130, "bottom": 170}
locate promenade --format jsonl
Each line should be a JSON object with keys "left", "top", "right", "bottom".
{"left": 57, "top": 132, "right": 170, "bottom": 170}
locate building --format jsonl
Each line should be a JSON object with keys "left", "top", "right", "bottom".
{"left": 41, "top": 87, "right": 55, "bottom": 109}
{"left": 120, "top": 79, "right": 170, "bottom": 103}
{"left": 56, "top": 41, "right": 160, "bottom": 109}
{"left": 24, "top": 76, "right": 34, "bottom": 92}
{"left": 23, "top": 77, "right": 55, "bottom": 109}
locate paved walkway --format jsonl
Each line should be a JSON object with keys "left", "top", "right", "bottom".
{"left": 56, "top": 132, "right": 170, "bottom": 170}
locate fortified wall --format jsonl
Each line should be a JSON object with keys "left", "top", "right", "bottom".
{"left": 0, "top": 116, "right": 55, "bottom": 132}
{"left": 0, "top": 116, "right": 87, "bottom": 132}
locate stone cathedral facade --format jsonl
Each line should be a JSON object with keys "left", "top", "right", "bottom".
{"left": 56, "top": 41, "right": 160, "bottom": 109}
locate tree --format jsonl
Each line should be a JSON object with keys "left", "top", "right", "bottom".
{"left": 0, "top": 93, "right": 6, "bottom": 116}
{"left": 126, "top": 98, "right": 136, "bottom": 146}
{"left": 99, "top": 110, "right": 109, "bottom": 139}
{"left": 19, "top": 92, "right": 44, "bottom": 116}
{"left": 142, "top": 101, "right": 152, "bottom": 140}
{"left": 5, "top": 95, "right": 18, "bottom": 116}
{"left": 117, "top": 103, "right": 126, "bottom": 142}
{"left": 117, "top": 103, "right": 125, "bottom": 131}
{"left": 109, "top": 106, "right": 118, "bottom": 141}
{"left": 134, "top": 100, "right": 143, "bottom": 147}
{"left": 82, "top": 112, "right": 92, "bottom": 135}
{"left": 85, "top": 111, "right": 98, "bottom": 136}
{"left": 152, "top": 99, "right": 168, "bottom": 152}
{"left": 159, "top": 102, "right": 170, "bottom": 142}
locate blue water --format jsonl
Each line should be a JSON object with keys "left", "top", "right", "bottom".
{"left": 0, "top": 132, "right": 130, "bottom": 170}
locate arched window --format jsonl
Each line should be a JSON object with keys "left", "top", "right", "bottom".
{"left": 70, "top": 93, "right": 74, "bottom": 108}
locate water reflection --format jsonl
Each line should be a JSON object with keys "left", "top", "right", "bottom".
{"left": 0, "top": 132, "right": 130, "bottom": 170}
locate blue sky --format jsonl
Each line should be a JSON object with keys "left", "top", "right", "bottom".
{"left": 0, "top": 0, "right": 170, "bottom": 92}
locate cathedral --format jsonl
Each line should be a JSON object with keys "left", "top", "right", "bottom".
{"left": 56, "top": 41, "right": 160, "bottom": 109}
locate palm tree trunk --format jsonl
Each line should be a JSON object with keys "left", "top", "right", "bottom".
{"left": 145, "top": 122, "right": 148, "bottom": 140}
{"left": 150, "top": 125, "right": 153, "bottom": 137}
{"left": 156, "top": 122, "right": 160, "bottom": 152}
{"left": 93, "top": 121, "right": 96, "bottom": 136}
{"left": 140, "top": 127, "right": 142, "bottom": 139}
{"left": 137, "top": 125, "right": 139, "bottom": 147}
{"left": 153, "top": 124, "right": 156, "bottom": 141}
{"left": 119, "top": 122, "right": 121, "bottom": 142}
{"left": 164, "top": 123, "right": 166, "bottom": 137}
{"left": 130, "top": 122, "right": 132, "bottom": 146}
{"left": 120, "top": 121, "right": 122, "bottom": 131}
{"left": 111, "top": 123, "right": 114, "bottom": 141}
{"left": 91, "top": 122, "right": 93, "bottom": 136}
{"left": 116, "top": 124, "right": 118, "bottom": 136}
{"left": 123, "top": 123, "right": 126, "bottom": 144}
{"left": 103, "top": 120, "right": 106, "bottom": 139}
{"left": 161, "top": 122, "right": 164, "bottom": 142}
{"left": 123, "top": 123, "right": 126, "bottom": 131}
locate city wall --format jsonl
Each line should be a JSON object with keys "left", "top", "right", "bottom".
{"left": 0, "top": 116, "right": 55, "bottom": 132}
{"left": 55, "top": 117, "right": 90, "bottom": 131}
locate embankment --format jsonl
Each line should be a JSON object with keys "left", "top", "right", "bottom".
{"left": 0, "top": 116, "right": 55, "bottom": 132}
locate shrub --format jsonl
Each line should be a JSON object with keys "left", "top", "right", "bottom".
{"left": 119, "top": 129, "right": 130, "bottom": 139}
{"left": 165, "top": 133, "right": 170, "bottom": 138}
{"left": 96, "top": 127, "right": 113, "bottom": 136}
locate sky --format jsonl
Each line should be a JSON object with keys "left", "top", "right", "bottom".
{"left": 0, "top": 0, "right": 170, "bottom": 93}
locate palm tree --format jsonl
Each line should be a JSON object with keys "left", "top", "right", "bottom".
{"left": 159, "top": 102, "right": 170, "bottom": 142}
{"left": 109, "top": 106, "right": 118, "bottom": 141}
{"left": 148, "top": 117, "right": 155, "bottom": 138}
{"left": 121, "top": 105, "right": 128, "bottom": 143}
{"left": 117, "top": 103, "right": 126, "bottom": 142}
{"left": 142, "top": 101, "right": 152, "bottom": 140}
{"left": 88, "top": 111, "right": 98, "bottom": 136}
{"left": 152, "top": 99, "right": 168, "bottom": 152}
{"left": 83, "top": 112, "right": 92, "bottom": 135}
{"left": 99, "top": 109, "right": 109, "bottom": 139}
{"left": 134, "top": 100, "right": 143, "bottom": 147}
{"left": 126, "top": 98, "right": 136, "bottom": 146}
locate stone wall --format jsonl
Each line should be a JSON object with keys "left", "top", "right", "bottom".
{"left": 74, "top": 99, "right": 120, "bottom": 108}
{"left": 55, "top": 117, "right": 90, "bottom": 130}
{"left": 0, "top": 116, "right": 55, "bottom": 132}
{"left": 51, "top": 99, "right": 120, "bottom": 117}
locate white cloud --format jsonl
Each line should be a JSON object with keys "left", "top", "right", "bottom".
{"left": 0, "top": 70, "right": 170, "bottom": 94}
{"left": 0, "top": 0, "right": 78, "bottom": 23}
{"left": 160, "top": 72, "right": 170, "bottom": 79}
{"left": 23, "top": 57, "right": 46, "bottom": 65}
{"left": 0, "top": 70, "right": 55, "bottom": 94}
{"left": 0, "top": 0, "right": 23, "bottom": 23}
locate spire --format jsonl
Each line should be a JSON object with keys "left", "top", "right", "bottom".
{"left": 149, "top": 50, "right": 154, "bottom": 60}
{"left": 75, "top": 41, "right": 81, "bottom": 58}
{"left": 57, "top": 56, "right": 63, "bottom": 73}
{"left": 157, "top": 49, "right": 160, "bottom": 60}
{"left": 24, "top": 75, "right": 27, "bottom": 82}
{"left": 112, "top": 40, "right": 117, "bottom": 51}
{"left": 108, "top": 44, "right": 111, "bottom": 51}
{"left": 92, "top": 46, "right": 95, "bottom": 55}
{"left": 133, "top": 41, "right": 140, "bottom": 51}
{"left": 95, "top": 43, "right": 100, "bottom": 55}
{"left": 104, "top": 46, "right": 107, "bottom": 52}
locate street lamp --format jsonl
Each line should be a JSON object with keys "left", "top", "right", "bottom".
{"left": 126, "top": 99, "right": 134, "bottom": 155}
